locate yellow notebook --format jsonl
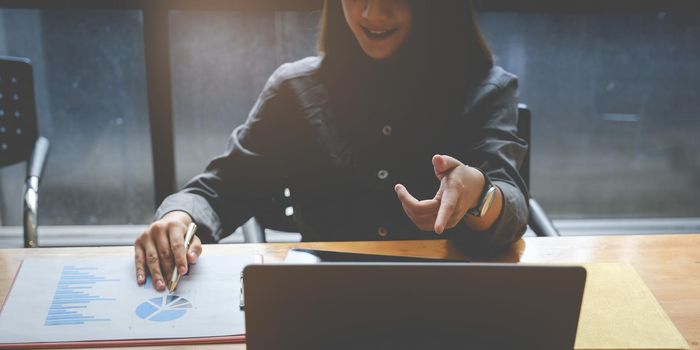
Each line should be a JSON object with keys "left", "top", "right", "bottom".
{"left": 575, "top": 263, "right": 690, "bottom": 350}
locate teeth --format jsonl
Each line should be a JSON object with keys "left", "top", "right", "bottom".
{"left": 369, "top": 30, "right": 387, "bottom": 34}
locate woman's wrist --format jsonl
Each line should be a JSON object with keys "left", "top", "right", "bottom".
{"left": 161, "top": 210, "right": 193, "bottom": 226}
{"left": 463, "top": 177, "right": 504, "bottom": 232}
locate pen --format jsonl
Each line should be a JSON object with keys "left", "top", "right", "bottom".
{"left": 168, "top": 222, "right": 197, "bottom": 293}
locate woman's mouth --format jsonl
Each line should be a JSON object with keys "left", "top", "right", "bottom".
{"left": 361, "top": 26, "right": 399, "bottom": 40}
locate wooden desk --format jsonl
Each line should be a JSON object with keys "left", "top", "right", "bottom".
{"left": 1, "top": 234, "right": 699, "bottom": 349}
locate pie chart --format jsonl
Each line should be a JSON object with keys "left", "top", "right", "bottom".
{"left": 135, "top": 295, "right": 192, "bottom": 322}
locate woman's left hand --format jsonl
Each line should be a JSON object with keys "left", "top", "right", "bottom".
{"left": 395, "top": 154, "right": 485, "bottom": 234}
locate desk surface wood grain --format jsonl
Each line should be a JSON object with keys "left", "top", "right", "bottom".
{"left": 1, "top": 234, "right": 699, "bottom": 349}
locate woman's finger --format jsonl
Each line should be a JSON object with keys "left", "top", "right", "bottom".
{"left": 432, "top": 154, "right": 463, "bottom": 179}
{"left": 414, "top": 213, "right": 439, "bottom": 231}
{"left": 395, "top": 184, "right": 419, "bottom": 207}
{"left": 395, "top": 184, "right": 440, "bottom": 216}
{"left": 408, "top": 199, "right": 440, "bottom": 216}
{"left": 153, "top": 229, "right": 175, "bottom": 281}
{"left": 143, "top": 237, "right": 166, "bottom": 291}
{"left": 435, "top": 185, "right": 461, "bottom": 234}
{"left": 134, "top": 239, "right": 147, "bottom": 285}
{"left": 167, "top": 223, "right": 189, "bottom": 276}
{"left": 446, "top": 210, "right": 467, "bottom": 230}
{"left": 187, "top": 235, "right": 203, "bottom": 265}
{"left": 400, "top": 206, "right": 436, "bottom": 231}
{"left": 400, "top": 203, "right": 437, "bottom": 229}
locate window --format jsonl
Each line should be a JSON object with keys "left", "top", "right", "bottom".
{"left": 479, "top": 12, "right": 700, "bottom": 218}
{"left": 169, "top": 11, "right": 320, "bottom": 187}
{"left": 1, "top": 4, "right": 697, "bottom": 232}
{"left": 0, "top": 9, "right": 154, "bottom": 226}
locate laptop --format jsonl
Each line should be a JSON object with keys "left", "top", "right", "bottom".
{"left": 243, "top": 262, "right": 586, "bottom": 350}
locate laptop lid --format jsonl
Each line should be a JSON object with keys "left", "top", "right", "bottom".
{"left": 243, "top": 263, "right": 586, "bottom": 350}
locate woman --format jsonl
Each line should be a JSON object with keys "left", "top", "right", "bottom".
{"left": 134, "top": 0, "right": 528, "bottom": 291}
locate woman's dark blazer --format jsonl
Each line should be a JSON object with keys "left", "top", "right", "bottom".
{"left": 156, "top": 56, "right": 529, "bottom": 253}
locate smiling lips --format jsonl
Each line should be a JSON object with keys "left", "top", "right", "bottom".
{"left": 361, "top": 25, "right": 399, "bottom": 40}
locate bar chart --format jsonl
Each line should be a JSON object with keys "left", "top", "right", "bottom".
{"left": 44, "top": 265, "right": 119, "bottom": 326}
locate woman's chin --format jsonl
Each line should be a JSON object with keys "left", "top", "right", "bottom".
{"left": 362, "top": 48, "right": 399, "bottom": 61}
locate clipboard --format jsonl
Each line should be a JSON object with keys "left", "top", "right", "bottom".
{"left": 0, "top": 335, "right": 245, "bottom": 349}
{"left": 0, "top": 256, "right": 257, "bottom": 349}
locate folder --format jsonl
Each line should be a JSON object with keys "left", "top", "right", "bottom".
{"left": 575, "top": 263, "right": 690, "bottom": 350}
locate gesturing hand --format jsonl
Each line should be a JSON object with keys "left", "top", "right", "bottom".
{"left": 394, "top": 154, "right": 486, "bottom": 234}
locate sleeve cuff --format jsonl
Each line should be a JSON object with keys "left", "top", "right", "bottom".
{"left": 487, "top": 180, "right": 528, "bottom": 245}
{"left": 154, "top": 193, "right": 223, "bottom": 244}
{"left": 450, "top": 180, "right": 528, "bottom": 255}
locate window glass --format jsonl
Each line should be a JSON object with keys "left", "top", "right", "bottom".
{"left": 170, "top": 10, "right": 699, "bottom": 221}
{"left": 0, "top": 9, "right": 154, "bottom": 226}
{"left": 479, "top": 12, "right": 700, "bottom": 218}
{"left": 170, "top": 11, "right": 320, "bottom": 188}
{"left": 3, "top": 7, "right": 696, "bottom": 232}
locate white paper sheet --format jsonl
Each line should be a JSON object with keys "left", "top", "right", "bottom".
{"left": 0, "top": 255, "right": 256, "bottom": 344}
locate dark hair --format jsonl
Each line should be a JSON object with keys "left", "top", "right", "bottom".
{"left": 317, "top": 0, "right": 494, "bottom": 92}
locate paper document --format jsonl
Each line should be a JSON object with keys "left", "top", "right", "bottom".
{"left": 0, "top": 255, "right": 255, "bottom": 344}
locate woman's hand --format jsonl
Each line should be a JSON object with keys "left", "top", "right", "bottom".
{"left": 134, "top": 211, "right": 203, "bottom": 291}
{"left": 395, "top": 154, "right": 499, "bottom": 234}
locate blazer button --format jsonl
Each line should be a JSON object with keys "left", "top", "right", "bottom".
{"left": 382, "top": 125, "right": 392, "bottom": 136}
{"left": 377, "top": 226, "right": 389, "bottom": 237}
{"left": 377, "top": 169, "right": 389, "bottom": 180}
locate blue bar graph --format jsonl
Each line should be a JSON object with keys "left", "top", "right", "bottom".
{"left": 44, "top": 265, "right": 119, "bottom": 326}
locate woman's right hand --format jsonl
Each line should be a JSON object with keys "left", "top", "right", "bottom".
{"left": 134, "top": 211, "right": 203, "bottom": 291}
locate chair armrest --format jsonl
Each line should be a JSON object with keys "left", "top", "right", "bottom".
{"left": 241, "top": 217, "right": 267, "bottom": 243}
{"left": 528, "top": 198, "right": 560, "bottom": 237}
{"left": 23, "top": 137, "right": 50, "bottom": 248}
{"left": 28, "top": 136, "right": 50, "bottom": 179}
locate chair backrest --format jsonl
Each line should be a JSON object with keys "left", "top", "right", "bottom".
{"left": 516, "top": 105, "right": 560, "bottom": 237}
{"left": 253, "top": 186, "right": 297, "bottom": 233}
{"left": 0, "top": 56, "right": 51, "bottom": 247}
{"left": 516, "top": 104, "right": 531, "bottom": 190}
{"left": 0, "top": 56, "right": 39, "bottom": 167}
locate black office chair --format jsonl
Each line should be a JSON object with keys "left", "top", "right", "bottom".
{"left": 240, "top": 104, "right": 559, "bottom": 242}
{"left": 241, "top": 186, "right": 296, "bottom": 243}
{"left": 517, "top": 104, "right": 560, "bottom": 237}
{"left": 0, "top": 56, "right": 51, "bottom": 247}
